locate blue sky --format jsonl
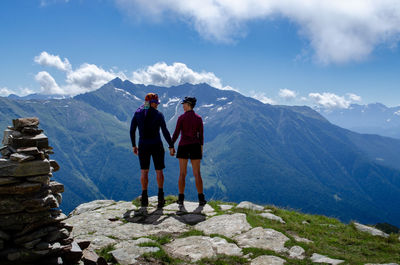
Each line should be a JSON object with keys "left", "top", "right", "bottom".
{"left": 1, "top": 0, "right": 400, "bottom": 108}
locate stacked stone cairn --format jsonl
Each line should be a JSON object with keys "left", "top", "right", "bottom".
{"left": 0, "top": 117, "right": 85, "bottom": 264}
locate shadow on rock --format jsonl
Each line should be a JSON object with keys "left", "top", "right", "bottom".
{"left": 123, "top": 205, "right": 206, "bottom": 226}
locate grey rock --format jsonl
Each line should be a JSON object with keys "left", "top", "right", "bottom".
{"left": 288, "top": 246, "right": 305, "bottom": 259}
{"left": 0, "top": 182, "right": 42, "bottom": 195}
{"left": 49, "top": 181, "right": 64, "bottom": 194}
{"left": 22, "top": 238, "right": 42, "bottom": 249}
{"left": 12, "top": 117, "right": 39, "bottom": 130}
{"left": 164, "top": 236, "right": 242, "bottom": 262}
{"left": 302, "top": 220, "right": 310, "bottom": 225}
{"left": 0, "top": 158, "right": 50, "bottom": 177}
{"left": 219, "top": 204, "right": 233, "bottom": 210}
{"left": 251, "top": 255, "right": 286, "bottom": 265}
{"left": 0, "top": 177, "right": 20, "bottom": 186}
{"left": 69, "top": 200, "right": 116, "bottom": 216}
{"left": 195, "top": 213, "right": 251, "bottom": 238}
{"left": 110, "top": 238, "right": 159, "bottom": 265}
{"left": 259, "top": 212, "right": 286, "bottom": 224}
{"left": 236, "top": 201, "right": 264, "bottom": 211}
{"left": 50, "top": 160, "right": 60, "bottom": 172}
{"left": 354, "top": 223, "right": 389, "bottom": 238}
{"left": 26, "top": 175, "right": 51, "bottom": 184}
{"left": 10, "top": 153, "right": 35, "bottom": 162}
{"left": 234, "top": 227, "right": 290, "bottom": 253}
{"left": 311, "top": 253, "right": 344, "bottom": 264}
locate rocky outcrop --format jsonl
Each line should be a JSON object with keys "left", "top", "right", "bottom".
{"left": 0, "top": 118, "right": 95, "bottom": 264}
{"left": 354, "top": 222, "right": 390, "bottom": 238}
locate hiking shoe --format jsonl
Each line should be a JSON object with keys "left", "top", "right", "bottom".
{"left": 198, "top": 193, "right": 207, "bottom": 206}
{"left": 177, "top": 193, "right": 184, "bottom": 206}
{"left": 158, "top": 191, "right": 165, "bottom": 208}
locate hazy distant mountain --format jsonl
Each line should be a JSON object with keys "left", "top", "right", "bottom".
{"left": 7, "top": 93, "right": 71, "bottom": 100}
{"left": 1, "top": 78, "right": 400, "bottom": 227}
{"left": 317, "top": 103, "right": 400, "bottom": 139}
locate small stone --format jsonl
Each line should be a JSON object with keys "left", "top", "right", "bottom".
{"left": 50, "top": 160, "right": 60, "bottom": 172}
{"left": 354, "top": 223, "right": 389, "bottom": 238}
{"left": 55, "top": 193, "right": 62, "bottom": 205}
{"left": 311, "top": 253, "right": 344, "bottom": 264}
{"left": 82, "top": 249, "right": 100, "bottom": 265}
{"left": 63, "top": 241, "right": 83, "bottom": 264}
{"left": 234, "top": 227, "right": 289, "bottom": 253}
{"left": 12, "top": 117, "right": 39, "bottom": 130}
{"left": 250, "top": 255, "right": 286, "bottom": 265}
{"left": 236, "top": 201, "right": 264, "bottom": 211}
{"left": 288, "top": 246, "right": 305, "bottom": 259}
{"left": 46, "top": 228, "right": 70, "bottom": 242}
{"left": 49, "top": 181, "right": 64, "bottom": 193}
{"left": 195, "top": 213, "right": 252, "bottom": 238}
{"left": 259, "top": 212, "right": 286, "bottom": 224}
{"left": 10, "top": 152, "right": 35, "bottom": 162}
{"left": 219, "top": 204, "right": 233, "bottom": 210}
{"left": 287, "top": 231, "right": 313, "bottom": 244}
{"left": 302, "top": 220, "right": 310, "bottom": 225}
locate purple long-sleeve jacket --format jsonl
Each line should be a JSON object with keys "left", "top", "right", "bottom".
{"left": 172, "top": 110, "right": 204, "bottom": 146}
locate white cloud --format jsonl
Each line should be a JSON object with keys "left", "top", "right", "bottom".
{"left": 131, "top": 62, "right": 236, "bottom": 91}
{"left": 250, "top": 91, "right": 276, "bottom": 105}
{"left": 279, "top": 88, "right": 297, "bottom": 100}
{"left": 0, "top": 87, "right": 13, "bottom": 97}
{"left": 40, "top": 0, "right": 69, "bottom": 7}
{"left": 347, "top": 93, "right": 362, "bottom": 102}
{"left": 0, "top": 87, "right": 35, "bottom": 97}
{"left": 35, "top": 71, "right": 64, "bottom": 95}
{"left": 34, "top": 51, "right": 72, "bottom": 72}
{"left": 309, "top": 92, "right": 362, "bottom": 109}
{"left": 115, "top": 0, "right": 400, "bottom": 64}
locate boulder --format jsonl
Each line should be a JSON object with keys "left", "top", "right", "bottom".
{"left": 250, "top": 255, "right": 286, "bottom": 265}
{"left": 110, "top": 238, "right": 159, "bottom": 265}
{"left": 194, "top": 213, "right": 252, "bottom": 238}
{"left": 236, "top": 201, "right": 264, "bottom": 211}
{"left": 311, "top": 253, "right": 344, "bottom": 264}
{"left": 234, "top": 227, "right": 290, "bottom": 253}
{"left": 288, "top": 245, "right": 305, "bottom": 259}
{"left": 354, "top": 223, "right": 389, "bottom": 238}
{"left": 259, "top": 212, "right": 286, "bottom": 224}
{"left": 164, "top": 236, "right": 242, "bottom": 262}
{"left": 219, "top": 204, "right": 233, "bottom": 211}
{"left": 0, "top": 159, "right": 50, "bottom": 177}
{"left": 12, "top": 117, "right": 39, "bottom": 131}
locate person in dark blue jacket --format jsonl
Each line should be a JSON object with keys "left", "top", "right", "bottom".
{"left": 130, "top": 93, "right": 175, "bottom": 208}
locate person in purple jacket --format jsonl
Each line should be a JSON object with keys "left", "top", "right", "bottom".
{"left": 172, "top": 96, "right": 207, "bottom": 206}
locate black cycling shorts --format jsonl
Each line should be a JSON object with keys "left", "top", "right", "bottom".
{"left": 138, "top": 143, "right": 165, "bottom": 170}
{"left": 176, "top": 144, "right": 202, "bottom": 160}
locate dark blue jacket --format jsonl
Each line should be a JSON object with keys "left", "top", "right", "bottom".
{"left": 130, "top": 106, "right": 173, "bottom": 148}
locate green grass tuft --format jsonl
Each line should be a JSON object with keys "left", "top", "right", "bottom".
{"left": 178, "top": 229, "right": 206, "bottom": 238}
{"left": 196, "top": 254, "right": 248, "bottom": 265}
{"left": 95, "top": 244, "right": 118, "bottom": 263}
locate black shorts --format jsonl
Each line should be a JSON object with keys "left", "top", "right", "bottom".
{"left": 138, "top": 143, "right": 165, "bottom": 170}
{"left": 176, "top": 144, "right": 202, "bottom": 160}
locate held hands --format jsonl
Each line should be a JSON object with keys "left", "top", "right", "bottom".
{"left": 133, "top": 147, "right": 138, "bottom": 155}
{"left": 169, "top": 147, "right": 176, "bottom": 156}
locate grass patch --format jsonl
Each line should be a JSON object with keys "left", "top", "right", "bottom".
{"left": 138, "top": 241, "right": 160, "bottom": 248}
{"left": 88, "top": 231, "right": 95, "bottom": 235}
{"left": 141, "top": 248, "right": 183, "bottom": 264}
{"left": 196, "top": 254, "right": 248, "bottom": 265}
{"left": 95, "top": 244, "right": 119, "bottom": 264}
{"left": 106, "top": 235, "right": 119, "bottom": 240}
{"left": 144, "top": 234, "right": 173, "bottom": 245}
{"left": 132, "top": 197, "right": 140, "bottom": 207}
{"left": 178, "top": 229, "right": 205, "bottom": 238}
{"left": 234, "top": 206, "right": 400, "bottom": 264}
{"left": 165, "top": 195, "right": 178, "bottom": 205}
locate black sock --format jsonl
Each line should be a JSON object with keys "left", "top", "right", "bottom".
{"left": 158, "top": 188, "right": 164, "bottom": 194}
{"left": 142, "top": 190, "right": 148, "bottom": 197}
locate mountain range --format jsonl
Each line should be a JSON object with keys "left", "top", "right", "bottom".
{"left": 317, "top": 103, "right": 400, "bottom": 139}
{"left": 1, "top": 78, "right": 400, "bottom": 226}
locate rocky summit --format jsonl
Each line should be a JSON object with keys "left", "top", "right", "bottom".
{"left": 66, "top": 198, "right": 400, "bottom": 265}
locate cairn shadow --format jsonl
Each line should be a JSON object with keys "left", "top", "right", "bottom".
{"left": 123, "top": 205, "right": 206, "bottom": 226}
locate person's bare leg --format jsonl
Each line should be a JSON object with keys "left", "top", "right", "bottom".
{"left": 156, "top": 170, "right": 164, "bottom": 188}
{"left": 178, "top": 159, "right": 188, "bottom": 194}
{"left": 141, "top": 169, "right": 149, "bottom": 190}
{"left": 191, "top": 159, "right": 203, "bottom": 193}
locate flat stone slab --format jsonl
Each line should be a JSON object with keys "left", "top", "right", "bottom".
{"left": 259, "top": 212, "right": 286, "bottom": 224}
{"left": 69, "top": 200, "right": 117, "bottom": 216}
{"left": 0, "top": 182, "right": 42, "bottom": 195}
{"left": 12, "top": 117, "right": 39, "bottom": 130}
{"left": 311, "top": 253, "right": 344, "bottom": 264}
{"left": 236, "top": 201, "right": 264, "bottom": 211}
{"left": 354, "top": 223, "right": 389, "bottom": 238}
{"left": 0, "top": 159, "right": 50, "bottom": 177}
{"left": 110, "top": 238, "right": 159, "bottom": 265}
{"left": 250, "top": 255, "right": 286, "bottom": 265}
{"left": 164, "top": 201, "right": 216, "bottom": 216}
{"left": 234, "top": 227, "right": 289, "bottom": 253}
{"left": 164, "top": 236, "right": 242, "bottom": 262}
{"left": 195, "top": 213, "right": 251, "bottom": 238}
{"left": 219, "top": 204, "right": 234, "bottom": 211}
